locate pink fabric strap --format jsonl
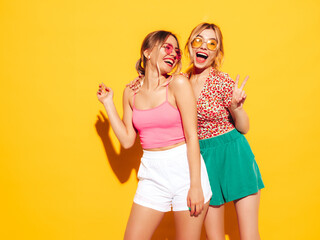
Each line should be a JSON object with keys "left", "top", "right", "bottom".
{"left": 132, "top": 82, "right": 185, "bottom": 149}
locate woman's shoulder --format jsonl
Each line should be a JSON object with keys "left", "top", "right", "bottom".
{"left": 169, "top": 73, "right": 190, "bottom": 88}
{"left": 213, "top": 69, "right": 234, "bottom": 84}
{"left": 123, "top": 85, "right": 136, "bottom": 101}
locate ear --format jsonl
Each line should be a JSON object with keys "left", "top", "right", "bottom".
{"left": 143, "top": 49, "right": 151, "bottom": 59}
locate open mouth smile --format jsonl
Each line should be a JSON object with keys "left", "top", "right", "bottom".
{"left": 196, "top": 51, "right": 208, "bottom": 59}
{"left": 195, "top": 51, "right": 208, "bottom": 63}
{"left": 164, "top": 57, "right": 175, "bottom": 67}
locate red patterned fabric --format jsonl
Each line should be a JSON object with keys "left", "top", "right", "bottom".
{"left": 196, "top": 68, "right": 235, "bottom": 140}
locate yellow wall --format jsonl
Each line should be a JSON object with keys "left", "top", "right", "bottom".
{"left": 1, "top": 0, "right": 319, "bottom": 239}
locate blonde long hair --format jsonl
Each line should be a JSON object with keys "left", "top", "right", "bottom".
{"left": 185, "top": 23, "right": 224, "bottom": 74}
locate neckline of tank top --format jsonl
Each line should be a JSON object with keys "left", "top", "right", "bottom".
{"left": 133, "top": 75, "right": 178, "bottom": 111}
{"left": 133, "top": 101, "right": 178, "bottom": 112}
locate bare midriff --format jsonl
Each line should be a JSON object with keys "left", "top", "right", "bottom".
{"left": 143, "top": 141, "right": 186, "bottom": 151}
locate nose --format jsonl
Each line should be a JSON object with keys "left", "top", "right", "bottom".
{"left": 168, "top": 48, "right": 177, "bottom": 56}
{"left": 167, "top": 51, "right": 176, "bottom": 61}
{"left": 200, "top": 42, "right": 207, "bottom": 50}
{"left": 168, "top": 49, "right": 179, "bottom": 60}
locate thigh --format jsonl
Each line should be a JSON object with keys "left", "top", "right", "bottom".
{"left": 234, "top": 191, "right": 261, "bottom": 240}
{"left": 173, "top": 202, "right": 209, "bottom": 240}
{"left": 204, "top": 204, "right": 225, "bottom": 240}
{"left": 124, "top": 203, "right": 165, "bottom": 240}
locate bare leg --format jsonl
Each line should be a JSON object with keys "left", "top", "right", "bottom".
{"left": 124, "top": 203, "right": 165, "bottom": 240}
{"left": 173, "top": 202, "right": 209, "bottom": 240}
{"left": 204, "top": 204, "right": 225, "bottom": 240}
{"left": 234, "top": 191, "right": 261, "bottom": 240}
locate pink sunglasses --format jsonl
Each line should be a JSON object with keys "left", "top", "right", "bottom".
{"left": 163, "top": 43, "right": 182, "bottom": 61}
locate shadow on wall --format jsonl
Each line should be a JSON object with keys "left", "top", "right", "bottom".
{"left": 151, "top": 202, "right": 240, "bottom": 240}
{"left": 152, "top": 212, "right": 175, "bottom": 240}
{"left": 95, "top": 111, "right": 141, "bottom": 183}
{"left": 223, "top": 202, "right": 241, "bottom": 240}
{"left": 95, "top": 111, "right": 240, "bottom": 239}
{"left": 95, "top": 111, "right": 176, "bottom": 239}
{"left": 152, "top": 202, "right": 240, "bottom": 240}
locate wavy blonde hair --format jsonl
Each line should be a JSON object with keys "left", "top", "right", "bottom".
{"left": 185, "top": 23, "right": 224, "bottom": 74}
{"left": 135, "top": 30, "right": 182, "bottom": 76}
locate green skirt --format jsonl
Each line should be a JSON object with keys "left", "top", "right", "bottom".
{"left": 199, "top": 129, "right": 264, "bottom": 206}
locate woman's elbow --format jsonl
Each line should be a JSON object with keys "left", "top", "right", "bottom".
{"left": 121, "top": 139, "right": 135, "bottom": 149}
{"left": 237, "top": 125, "right": 250, "bottom": 135}
{"left": 121, "top": 142, "right": 133, "bottom": 149}
{"left": 184, "top": 132, "right": 199, "bottom": 143}
{"left": 241, "top": 128, "right": 249, "bottom": 135}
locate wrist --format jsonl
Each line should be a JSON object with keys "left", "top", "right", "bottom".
{"left": 103, "top": 99, "right": 114, "bottom": 109}
{"left": 190, "top": 179, "right": 202, "bottom": 188}
{"left": 229, "top": 106, "right": 243, "bottom": 114}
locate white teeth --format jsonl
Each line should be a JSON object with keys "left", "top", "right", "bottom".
{"left": 164, "top": 59, "right": 174, "bottom": 66}
{"left": 196, "top": 53, "right": 208, "bottom": 58}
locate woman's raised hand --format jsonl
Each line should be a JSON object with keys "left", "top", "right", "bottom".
{"left": 97, "top": 83, "right": 113, "bottom": 104}
{"left": 230, "top": 75, "right": 248, "bottom": 111}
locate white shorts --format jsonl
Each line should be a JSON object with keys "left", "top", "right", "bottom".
{"left": 133, "top": 144, "right": 212, "bottom": 212}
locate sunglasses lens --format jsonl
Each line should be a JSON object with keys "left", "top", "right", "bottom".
{"left": 207, "top": 39, "right": 217, "bottom": 50}
{"left": 164, "top": 44, "right": 181, "bottom": 61}
{"left": 164, "top": 44, "right": 173, "bottom": 55}
{"left": 192, "top": 37, "right": 217, "bottom": 51}
{"left": 176, "top": 49, "right": 182, "bottom": 60}
{"left": 191, "top": 37, "right": 203, "bottom": 48}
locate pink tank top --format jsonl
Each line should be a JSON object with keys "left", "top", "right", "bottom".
{"left": 132, "top": 84, "right": 185, "bottom": 149}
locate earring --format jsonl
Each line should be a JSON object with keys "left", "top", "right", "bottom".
{"left": 148, "top": 56, "right": 151, "bottom": 59}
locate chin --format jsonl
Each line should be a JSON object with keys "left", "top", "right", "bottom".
{"left": 161, "top": 66, "right": 174, "bottom": 75}
{"left": 193, "top": 62, "right": 206, "bottom": 70}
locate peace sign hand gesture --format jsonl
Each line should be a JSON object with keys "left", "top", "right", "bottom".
{"left": 230, "top": 75, "right": 249, "bottom": 111}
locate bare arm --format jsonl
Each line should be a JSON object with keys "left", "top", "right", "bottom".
{"left": 229, "top": 108, "right": 250, "bottom": 134}
{"left": 97, "top": 83, "right": 136, "bottom": 149}
{"left": 170, "top": 75, "right": 204, "bottom": 216}
{"left": 228, "top": 75, "right": 250, "bottom": 134}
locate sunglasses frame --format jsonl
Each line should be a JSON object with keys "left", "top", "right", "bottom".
{"left": 191, "top": 37, "right": 218, "bottom": 51}
{"left": 162, "top": 43, "right": 182, "bottom": 61}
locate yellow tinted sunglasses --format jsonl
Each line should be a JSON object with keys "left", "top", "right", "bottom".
{"left": 191, "top": 37, "right": 218, "bottom": 51}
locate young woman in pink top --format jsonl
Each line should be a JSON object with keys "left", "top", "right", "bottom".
{"left": 185, "top": 23, "right": 264, "bottom": 240}
{"left": 97, "top": 30, "right": 212, "bottom": 240}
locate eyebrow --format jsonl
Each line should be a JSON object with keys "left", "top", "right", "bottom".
{"left": 197, "top": 34, "right": 217, "bottom": 41}
{"left": 163, "top": 42, "right": 180, "bottom": 49}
